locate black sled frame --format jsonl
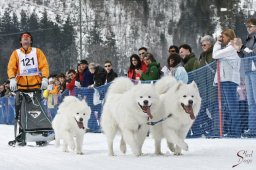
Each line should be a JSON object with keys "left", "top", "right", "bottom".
{"left": 8, "top": 90, "right": 54, "bottom": 146}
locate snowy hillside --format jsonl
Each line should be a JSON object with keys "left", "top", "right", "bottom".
{"left": 1, "top": 0, "right": 256, "bottom": 78}
{"left": 0, "top": 0, "right": 182, "bottom": 71}
{"left": 0, "top": 125, "right": 255, "bottom": 170}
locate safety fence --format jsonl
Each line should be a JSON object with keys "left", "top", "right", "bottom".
{"left": 0, "top": 56, "right": 256, "bottom": 138}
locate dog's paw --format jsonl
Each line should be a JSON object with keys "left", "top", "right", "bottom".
{"left": 174, "top": 152, "right": 183, "bottom": 156}
{"left": 62, "top": 147, "right": 68, "bottom": 152}
{"left": 184, "top": 143, "right": 189, "bottom": 151}
{"left": 108, "top": 151, "right": 115, "bottom": 156}
{"left": 55, "top": 141, "right": 60, "bottom": 147}
{"left": 180, "top": 142, "right": 188, "bottom": 151}
{"left": 120, "top": 144, "right": 127, "bottom": 154}
{"left": 154, "top": 150, "right": 163, "bottom": 155}
{"left": 134, "top": 150, "right": 142, "bottom": 157}
{"left": 167, "top": 142, "right": 175, "bottom": 152}
{"left": 76, "top": 151, "right": 84, "bottom": 155}
{"left": 69, "top": 143, "right": 75, "bottom": 151}
{"left": 134, "top": 153, "right": 142, "bottom": 157}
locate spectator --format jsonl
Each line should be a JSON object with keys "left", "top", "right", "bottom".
{"left": 127, "top": 54, "right": 146, "bottom": 80}
{"left": 66, "top": 69, "right": 80, "bottom": 95}
{"left": 138, "top": 47, "right": 148, "bottom": 72}
{"left": 45, "top": 77, "right": 59, "bottom": 119}
{"left": 136, "top": 53, "right": 160, "bottom": 81}
{"left": 213, "top": 28, "right": 241, "bottom": 137}
{"left": 79, "top": 60, "right": 94, "bottom": 87}
{"left": 88, "top": 63, "right": 107, "bottom": 87}
{"left": 237, "top": 80, "right": 248, "bottom": 134}
{"left": 199, "top": 35, "right": 215, "bottom": 67}
{"left": 0, "top": 84, "right": 6, "bottom": 97}
{"left": 196, "top": 35, "right": 217, "bottom": 137}
{"left": 57, "top": 73, "right": 66, "bottom": 93}
{"left": 233, "top": 18, "right": 256, "bottom": 137}
{"left": 76, "top": 63, "right": 83, "bottom": 83}
{"left": 179, "top": 44, "right": 199, "bottom": 72}
{"left": 3, "top": 81, "right": 13, "bottom": 97}
{"left": 161, "top": 53, "right": 188, "bottom": 83}
{"left": 104, "top": 60, "right": 118, "bottom": 83}
{"left": 168, "top": 45, "right": 179, "bottom": 55}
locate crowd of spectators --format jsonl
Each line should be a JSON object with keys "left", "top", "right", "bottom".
{"left": 1, "top": 18, "right": 256, "bottom": 138}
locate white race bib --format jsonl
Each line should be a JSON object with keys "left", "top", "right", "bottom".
{"left": 18, "top": 48, "right": 39, "bottom": 76}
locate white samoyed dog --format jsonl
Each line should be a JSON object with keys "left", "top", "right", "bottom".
{"left": 153, "top": 76, "right": 201, "bottom": 155}
{"left": 101, "top": 77, "right": 160, "bottom": 156}
{"left": 52, "top": 96, "right": 91, "bottom": 154}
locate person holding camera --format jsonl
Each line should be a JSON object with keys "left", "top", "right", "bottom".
{"left": 212, "top": 28, "right": 241, "bottom": 137}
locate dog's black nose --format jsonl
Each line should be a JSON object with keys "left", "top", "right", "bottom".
{"left": 143, "top": 100, "right": 149, "bottom": 105}
{"left": 189, "top": 100, "right": 193, "bottom": 105}
{"left": 79, "top": 118, "right": 83, "bottom": 122}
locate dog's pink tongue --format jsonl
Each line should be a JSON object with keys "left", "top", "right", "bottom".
{"left": 190, "top": 113, "right": 195, "bottom": 120}
{"left": 77, "top": 121, "right": 85, "bottom": 129}
{"left": 187, "top": 107, "right": 195, "bottom": 120}
{"left": 143, "top": 106, "right": 153, "bottom": 119}
{"left": 184, "top": 106, "right": 195, "bottom": 120}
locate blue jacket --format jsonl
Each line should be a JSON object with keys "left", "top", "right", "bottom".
{"left": 81, "top": 69, "right": 94, "bottom": 87}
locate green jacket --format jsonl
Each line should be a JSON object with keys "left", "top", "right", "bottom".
{"left": 183, "top": 53, "right": 199, "bottom": 72}
{"left": 199, "top": 48, "right": 214, "bottom": 67}
{"left": 141, "top": 62, "right": 160, "bottom": 80}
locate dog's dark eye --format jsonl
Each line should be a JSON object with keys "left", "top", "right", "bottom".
{"left": 148, "top": 96, "right": 151, "bottom": 98}
{"left": 140, "top": 96, "right": 143, "bottom": 98}
{"left": 192, "top": 95, "right": 194, "bottom": 98}
{"left": 76, "top": 113, "right": 79, "bottom": 115}
{"left": 183, "top": 95, "right": 187, "bottom": 98}
{"left": 83, "top": 113, "right": 85, "bottom": 115}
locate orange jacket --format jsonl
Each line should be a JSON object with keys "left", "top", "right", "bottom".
{"left": 7, "top": 47, "right": 49, "bottom": 90}
{"left": 49, "top": 84, "right": 59, "bottom": 95}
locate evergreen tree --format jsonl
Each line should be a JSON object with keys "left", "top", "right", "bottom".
{"left": 20, "top": 10, "right": 28, "bottom": 31}
{"left": 104, "top": 27, "right": 119, "bottom": 72}
{"left": 40, "top": 9, "right": 54, "bottom": 46}
{"left": 0, "top": 9, "right": 20, "bottom": 82}
{"left": 173, "top": 0, "right": 216, "bottom": 55}
{"left": 87, "top": 20, "right": 105, "bottom": 64}
{"left": 87, "top": 20, "right": 103, "bottom": 45}
{"left": 28, "top": 10, "right": 40, "bottom": 46}
{"left": 60, "top": 16, "right": 77, "bottom": 73}
{"left": 1, "top": 8, "right": 12, "bottom": 33}
{"left": 11, "top": 13, "right": 20, "bottom": 32}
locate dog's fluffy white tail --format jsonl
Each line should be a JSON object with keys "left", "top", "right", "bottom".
{"left": 155, "top": 76, "right": 177, "bottom": 95}
{"left": 107, "top": 77, "right": 134, "bottom": 94}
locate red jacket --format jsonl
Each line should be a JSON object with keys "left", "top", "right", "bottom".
{"left": 141, "top": 61, "right": 148, "bottom": 73}
{"left": 66, "top": 78, "right": 75, "bottom": 91}
{"left": 127, "top": 64, "right": 147, "bottom": 80}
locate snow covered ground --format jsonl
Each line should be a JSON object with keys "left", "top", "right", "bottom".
{"left": 0, "top": 125, "right": 255, "bottom": 170}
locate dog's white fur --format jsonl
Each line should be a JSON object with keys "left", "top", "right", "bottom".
{"left": 52, "top": 96, "right": 91, "bottom": 154}
{"left": 153, "top": 76, "right": 201, "bottom": 155}
{"left": 101, "top": 77, "right": 160, "bottom": 156}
